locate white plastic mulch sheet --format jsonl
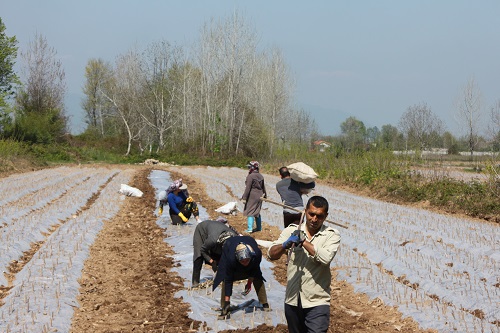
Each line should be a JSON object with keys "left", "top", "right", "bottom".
{"left": 169, "top": 166, "right": 500, "bottom": 333}
{"left": 149, "top": 170, "right": 286, "bottom": 332}
{"left": 0, "top": 166, "right": 134, "bottom": 333}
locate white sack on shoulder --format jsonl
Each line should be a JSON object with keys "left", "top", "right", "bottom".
{"left": 287, "top": 162, "right": 318, "bottom": 184}
{"left": 119, "top": 184, "right": 144, "bottom": 197}
{"left": 215, "top": 201, "right": 238, "bottom": 214}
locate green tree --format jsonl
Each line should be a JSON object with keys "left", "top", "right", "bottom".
{"left": 380, "top": 124, "right": 400, "bottom": 150}
{"left": 340, "top": 116, "right": 366, "bottom": 151}
{"left": 366, "top": 126, "right": 380, "bottom": 147}
{"left": 442, "top": 131, "right": 458, "bottom": 154}
{"left": 0, "top": 18, "right": 19, "bottom": 129}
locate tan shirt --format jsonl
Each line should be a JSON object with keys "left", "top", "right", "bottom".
{"left": 270, "top": 224, "right": 341, "bottom": 308}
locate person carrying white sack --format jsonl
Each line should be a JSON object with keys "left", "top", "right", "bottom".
{"left": 276, "top": 165, "right": 316, "bottom": 228}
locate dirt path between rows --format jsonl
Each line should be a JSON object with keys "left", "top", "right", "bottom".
{"left": 70, "top": 166, "right": 436, "bottom": 333}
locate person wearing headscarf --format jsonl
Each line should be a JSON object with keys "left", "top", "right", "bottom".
{"left": 191, "top": 216, "right": 237, "bottom": 287}
{"left": 157, "top": 179, "right": 201, "bottom": 224}
{"left": 241, "top": 161, "right": 267, "bottom": 233}
{"left": 213, "top": 235, "right": 270, "bottom": 319}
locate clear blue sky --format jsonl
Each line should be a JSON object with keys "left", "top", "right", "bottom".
{"left": 2, "top": 1, "right": 500, "bottom": 136}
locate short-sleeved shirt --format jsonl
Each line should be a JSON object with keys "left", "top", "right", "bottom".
{"left": 270, "top": 224, "right": 341, "bottom": 308}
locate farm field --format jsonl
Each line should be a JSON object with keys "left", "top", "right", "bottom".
{"left": 0, "top": 165, "right": 498, "bottom": 333}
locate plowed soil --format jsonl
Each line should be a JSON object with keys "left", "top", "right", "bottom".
{"left": 68, "top": 166, "right": 437, "bottom": 333}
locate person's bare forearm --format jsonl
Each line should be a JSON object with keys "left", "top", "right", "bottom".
{"left": 268, "top": 244, "right": 286, "bottom": 260}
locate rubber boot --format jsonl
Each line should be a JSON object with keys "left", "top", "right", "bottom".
{"left": 246, "top": 216, "right": 255, "bottom": 233}
{"left": 255, "top": 215, "right": 262, "bottom": 232}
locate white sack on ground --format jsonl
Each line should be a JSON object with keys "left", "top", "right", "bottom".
{"left": 215, "top": 201, "right": 238, "bottom": 215}
{"left": 119, "top": 184, "right": 143, "bottom": 197}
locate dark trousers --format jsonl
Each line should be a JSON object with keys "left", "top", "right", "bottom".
{"left": 284, "top": 294, "right": 330, "bottom": 333}
{"left": 170, "top": 214, "right": 182, "bottom": 225}
{"left": 192, "top": 257, "right": 204, "bottom": 285}
{"left": 284, "top": 212, "right": 302, "bottom": 228}
{"left": 192, "top": 255, "right": 219, "bottom": 285}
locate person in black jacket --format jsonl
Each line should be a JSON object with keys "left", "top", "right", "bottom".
{"left": 213, "top": 235, "right": 270, "bottom": 319}
{"left": 192, "top": 217, "right": 237, "bottom": 287}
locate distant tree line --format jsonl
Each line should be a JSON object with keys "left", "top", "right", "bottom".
{"left": 322, "top": 96, "right": 500, "bottom": 156}
{"left": 80, "top": 14, "right": 315, "bottom": 157}
{"left": 1, "top": 14, "right": 499, "bottom": 159}
{"left": 0, "top": 14, "right": 316, "bottom": 157}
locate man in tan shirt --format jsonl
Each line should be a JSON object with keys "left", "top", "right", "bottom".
{"left": 268, "top": 196, "right": 341, "bottom": 333}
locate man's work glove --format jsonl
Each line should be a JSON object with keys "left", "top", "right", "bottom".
{"left": 158, "top": 206, "right": 163, "bottom": 215}
{"left": 292, "top": 230, "right": 306, "bottom": 247}
{"left": 178, "top": 212, "right": 189, "bottom": 223}
{"left": 282, "top": 234, "right": 300, "bottom": 249}
{"left": 241, "top": 279, "right": 252, "bottom": 296}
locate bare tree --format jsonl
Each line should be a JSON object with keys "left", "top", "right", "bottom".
{"left": 488, "top": 99, "right": 500, "bottom": 147}
{"left": 455, "top": 76, "right": 482, "bottom": 157}
{"left": 19, "top": 33, "right": 66, "bottom": 116}
{"left": 253, "top": 47, "right": 294, "bottom": 157}
{"left": 398, "top": 102, "right": 444, "bottom": 150}
{"left": 196, "top": 13, "right": 257, "bottom": 155}
{"left": 15, "top": 33, "right": 67, "bottom": 142}
{"left": 101, "top": 50, "right": 145, "bottom": 155}
{"left": 82, "top": 58, "right": 113, "bottom": 136}
{"left": 139, "top": 40, "right": 181, "bottom": 152}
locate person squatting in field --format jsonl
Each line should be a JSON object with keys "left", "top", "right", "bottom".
{"left": 213, "top": 235, "right": 271, "bottom": 319}
{"left": 158, "top": 179, "right": 201, "bottom": 224}
{"left": 268, "top": 196, "right": 341, "bottom": 333}
{"left": 241, "top": 161, "right": 267, "bottom": 233}
{"left": 191, "top": 217, "right": 238, "bottom": 288}
{"left": 275, "top": 166, "right": 315, "bottom": 228}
